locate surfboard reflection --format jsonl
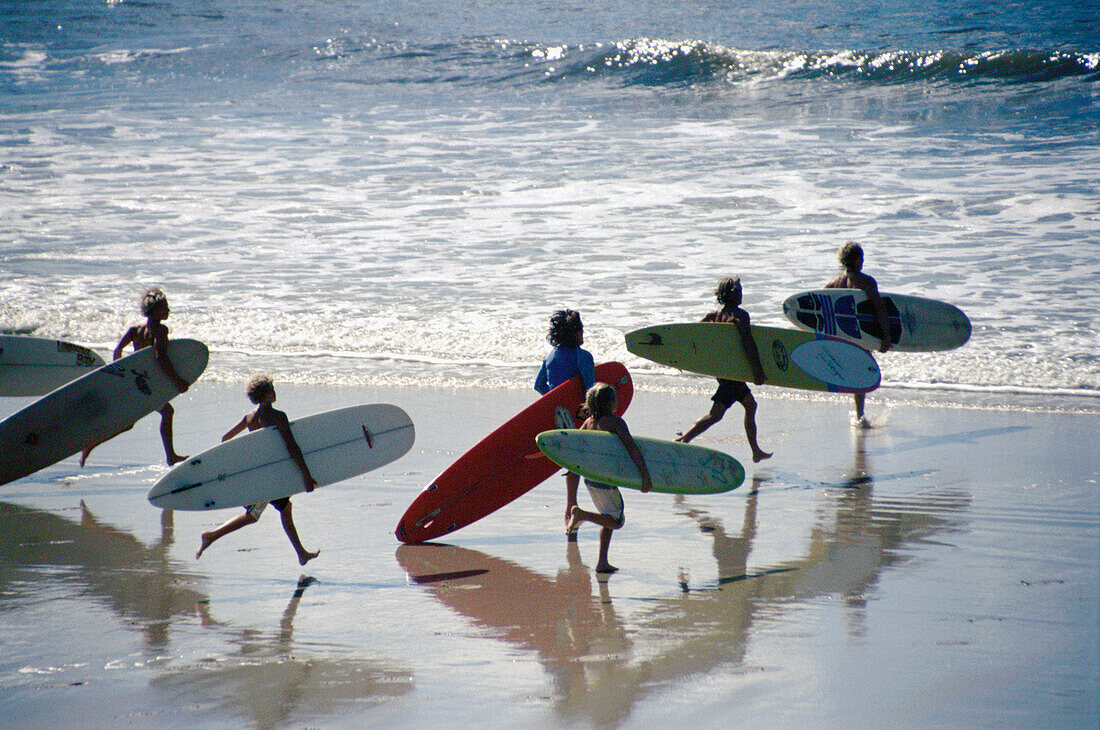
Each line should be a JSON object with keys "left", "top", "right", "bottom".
{"left": 397, "top": 440, "right": 970, "bottom": 724}
{"left": 396, "top": 541, "right": 635, "bottom": 726}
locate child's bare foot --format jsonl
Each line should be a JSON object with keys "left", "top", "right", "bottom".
{"left": 565, "top": 505, "right": 580, "bottom": 540}
{"left": 595, "top": 562, "right": 618, "bottom": 574}
{"left": 167, "top": 453, "right": 188, "bottom": 467}
{"left": 196, "top": 532, "right": 214, "bottom": 559}
{"left": 298, "top": 549, "right": 320, "bottom": 566}
{"left": 753, "top": 449, "right": 773, "bottom": 463}
{"left": 566, "top": 506, "right": 581, "bottom": 537}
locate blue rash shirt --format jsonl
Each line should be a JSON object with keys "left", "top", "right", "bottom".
{"left": 534, "top": 346, "right": 595, "bottom": 395}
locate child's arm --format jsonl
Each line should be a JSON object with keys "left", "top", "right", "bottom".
{"left": 862, "top": 277, "right": 893, "bottom": 353}
{"left": 534, "top": 359, "right": 550, "bottom": 395}
{"left": 151, "top": 324, "right": 191, "bottom": 392}
{"left": 605, "top": 415, "right": 652, "bottom": 493}
{"left": 272, "top": 411, "right": 317, "bottom": 492}
{"left": 735, "top": 317, "right": 767, "bottom": 385}
{"left": 222, "top": 416, "right": 249, "bottom": 442}
{"left": 113, "top": 327, "right": 137, "bottom": 360}
{"left": 578, "top": 348, "right": 596, "bottom": 392}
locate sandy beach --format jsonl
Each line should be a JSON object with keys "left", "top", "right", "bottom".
{"left": 1, "top": 380, "right": 1097, "bottom": 728}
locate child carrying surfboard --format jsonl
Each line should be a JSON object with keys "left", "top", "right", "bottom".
{"left": 534, "top": 309, "right": 596, "bottom": 539}
{"left": 80, "top": 287, "right": 192, "bottom": 467}
{"left": 566, "top": 383, "right": 651, "bottom": 574}
{"left": 675, "top": 277, "right": 772, "bottom": 463}
{"left": 195, "top": 375, "right": 320, "bottom": 566}
{"left": 825, "top": 241, "right": 891, "bottom": 428}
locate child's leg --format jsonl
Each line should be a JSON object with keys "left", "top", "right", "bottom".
{"left": 853, "top": 393, "right": 869, "bottom": 427}
{"left": 79, "top": 424, "right": 134, "bottom": 466}
{"left": 595, "top": 525, "right": 616, "bottom": 573}
{"left": 565, "top": 472, "right": 580, "bottom": 536}
{"left": 567, "top": 505, "right": 622, "bottom": 573}
{"left": 567, "top": 505, "right": 620, "bottom": 532}
{"left": 275, "top": 499, "right": 319, "bottom": 566}
{"left": 158, "top": 403, "right": 187, "bottom": 466}
{"left": 196, "top": 511, "right": 258, "bottom": 559}
{"left": 740, "top": 393, "right": 772, "bottom": 463}
{"left": 677, "top": 401, "right": 728, "bottom": 443}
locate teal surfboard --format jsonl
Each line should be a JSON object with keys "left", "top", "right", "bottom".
{"left": 536, "top": 429, "right": 744, "bottom": 495}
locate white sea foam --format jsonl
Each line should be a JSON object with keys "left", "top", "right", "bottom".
{"left": 2, "top": 15, "right": 1097, "bottom": 409}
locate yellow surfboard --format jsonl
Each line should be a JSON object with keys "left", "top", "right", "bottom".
{"left": 625, "top": 323, "right": 880, "bottom": 393}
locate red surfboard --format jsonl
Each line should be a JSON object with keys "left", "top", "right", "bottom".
{"left": 395, "top": 362, "right": 633, "bottom": 543}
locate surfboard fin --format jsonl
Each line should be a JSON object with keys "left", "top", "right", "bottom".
{"left": 415, "top": 508, "right": 440, "bottom": 528}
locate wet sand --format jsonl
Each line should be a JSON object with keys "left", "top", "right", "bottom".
{"left": 0, "top": 382, "right": 1097, "bottom": 728}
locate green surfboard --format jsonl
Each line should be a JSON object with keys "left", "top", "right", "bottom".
{"left": 625, "top": 323, "right": 880, "bottom": 393}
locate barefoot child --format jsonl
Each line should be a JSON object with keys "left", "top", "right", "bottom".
{"left": 534, "top": 309, "right": 596, "bottom": 538}
{"left": 566, "top": 383, "right": 652, "bottom": 574}
{"left": 196, "top": 375, "right": 319, "bottom": 566}
{"left": 825, "top": 241, "right": 891, "bottom": 428}
{"left": 676, "top": 277, "right": 772, "bottom": 463}
{"left": 81, "top": 287, "right": 191, "bottom": 467}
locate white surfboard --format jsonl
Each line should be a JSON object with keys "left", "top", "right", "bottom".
{"left": 0, "top": 335, "right": 105, "bottom": 397}
{"left": 536, "top": 429, "right": 744, "bottom": 495}
{"left": 0, "top": 339, "right": 209, "bottom": 487}
{"left": 148, "top": 404, "right": 415, "bottom": 510}
{"left": 783, "top": 289, "right": 971, "bottom": 352}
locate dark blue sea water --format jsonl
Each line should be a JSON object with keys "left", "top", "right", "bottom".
{"left": 2, "top": 0, "right": 1098, "bottom": 400}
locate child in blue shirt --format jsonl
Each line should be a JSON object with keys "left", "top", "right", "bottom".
{"left": 535, "top": 309, "right": 595, "bottom": 537}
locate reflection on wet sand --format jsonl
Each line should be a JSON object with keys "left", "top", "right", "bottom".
{"left": 397, "top": 541, "right": 634, "bottom": 726}
{"left": 0, "top": 500, "right": 212, "bottom": 651}
{"left": 398, "top": 431, "right": 970, "bottom": 724}
{"left": 151, "top": 575, "right": 414, "bottom": 728}
{"left": 641, "top": 431, "right": 969, "bottom": 684}
{"left": 0, "top": 501, "right": 412, "bottom": 726}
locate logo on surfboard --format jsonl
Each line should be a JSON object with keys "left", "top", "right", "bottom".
{"left": 771, "top": 340, "right": 789, "bottom": 371}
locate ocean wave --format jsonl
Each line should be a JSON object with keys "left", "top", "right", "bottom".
{"left": 539, "top": 38, "right": 1100, "bottom": 88}
{"left": 310, "top": 35, "right": 1100, "bottom": 91}
{"left": 11, "top": 33, "right": 1096, "bottom": 96}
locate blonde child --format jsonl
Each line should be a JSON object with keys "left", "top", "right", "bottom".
{"left": 80, "top": 287, "right": 191, "bottom": 467}
{"left": 566, "top": 383, "right": 652, "bottom": 574}
{"left": 825, "top": 242, "right": 891, "bottom": 427}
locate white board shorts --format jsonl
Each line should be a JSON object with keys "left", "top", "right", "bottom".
{"left": 245, "top": 497, "right": 290, "bottom": 520}
{"left": 245, "top": 501, "right": 269, "bottom": 520}
{"left": 584, "top": 478, "right": 625, "bottom": 525}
